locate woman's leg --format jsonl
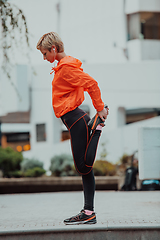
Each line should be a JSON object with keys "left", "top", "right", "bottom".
{"left": 69, "top": 114, "right": 101, "bottom": 175}
{"left": 62, "top": 108, "right": 101, "bottom": 212}
{"left": 82, "top": 170, "right": 95, "bottom": 211}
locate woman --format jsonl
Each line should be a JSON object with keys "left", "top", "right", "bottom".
{"left": 36, "top": 32, "right": 109, "bottom": 225}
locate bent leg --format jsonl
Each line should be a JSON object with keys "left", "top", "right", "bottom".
{"left": 69, "top": 115, "right": 101, "bottom": 174}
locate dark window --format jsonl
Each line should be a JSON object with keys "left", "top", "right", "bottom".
{"left": 140, "top": 12, "right": 160, "bottom": 40}
{"left": 61, "top": 130, "right": 70, "bottom": 141}
{"left": 127, "top": 12, "right": 160, "bottom": 41}
{"left": 6, "top": 132, "right": 30, "bottom": 142}
{"left": 126, "top": 108, "right": 160, "bottom": 124}
{"left": 36, "top": 124, "right": 46, "bottom": 142}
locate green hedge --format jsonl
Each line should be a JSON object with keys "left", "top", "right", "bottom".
{"left": 23, "top": 167, "right": 46, "bottom": 177}
{"left": 0, "top": 147, "right": 23, "bottom": 177}
{"left": 20, "top": 158, "right": 46, "bottom": 177}
{"left": 50, "top": 154, "right": 77, "bottom": 176}
{"left": 21, "top": 158, "right": 44, "bottom": 172}
{"left": 0, "top": 147, "right": 46, "bottom": 178}
{"left": 93, "top": 160, "right": 116, "bottom": 176}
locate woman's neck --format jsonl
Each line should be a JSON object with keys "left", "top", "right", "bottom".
{"left": 56, "top": 52, "right": 67, "bottom": 62}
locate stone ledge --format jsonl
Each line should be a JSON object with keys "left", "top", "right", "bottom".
{"left": 0, "top": 176, "right": 119, "bottom": 194}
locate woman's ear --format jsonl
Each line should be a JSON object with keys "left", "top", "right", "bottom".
{"left": 52, "top": 45, "right": 56, "bottom": 52}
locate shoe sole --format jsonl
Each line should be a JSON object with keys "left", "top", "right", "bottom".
{"left": 64, "top": 219, "right": 97, "bottom": 225}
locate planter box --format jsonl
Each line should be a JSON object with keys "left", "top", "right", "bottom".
{"left": 0, "top": 176, "right": 119, "bottom": 194}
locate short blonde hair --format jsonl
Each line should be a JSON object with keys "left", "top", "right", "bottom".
{"left": 36, "top": 32, "right": 64, "bottom": 52}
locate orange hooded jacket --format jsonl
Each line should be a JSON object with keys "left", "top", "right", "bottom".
{"left": 51, "top": 56, "right": 104, "bottom": 118}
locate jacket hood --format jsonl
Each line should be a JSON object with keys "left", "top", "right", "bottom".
{"left": 51, "top": 56, "right": 82, "bottom": 74}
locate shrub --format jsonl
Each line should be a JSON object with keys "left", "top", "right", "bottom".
{"left": 0, "top": 147, "right": 23, "bottom": 177}
{"left": 20, "top": 158, "right": 46, "bottom": 177}
{"left": 93, "top": 160, "right": 116, "bottom": 176}
{"left": 8, "top": 170, "right": 23, "bottom": 178}
{"left": 119, "top": 154, "right": 130, "bottom": 165}
{"left": 24, "top": 167, "right": 46, "bottom": 177}
{"left": 21, "top": 158, "right": 44, "bottom": 172}
{"left": 50, "top": 154, "right": 76, "bottom": 176}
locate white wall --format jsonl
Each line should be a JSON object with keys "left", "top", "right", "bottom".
{"left": 125, "top": 0, "right": 160, "bottom": 14}
{"left": 97, "top": 116, "right": 160, "bottom": 164}
{"left": 23, "top": 64, "right": 62, "bottom": 168}
{"left": 8, "top": 0, "right": 127, "bottom": 66}
{"left": 60, "top": 0, "right": 127, "bottom": 64}
{"left": 0, "top": 65, "right": 29, "bottom": 114}
{"left": 127, "top": 40, "right": 160, "bottom": 61}
{"left": 139, "top": 127, "right": 160, "bottom": 180}
{"left": 2, "top": 124, "right": 30, "bottom": 133}
{"left": 23, "top": 60, "right": 160, "bottom": 169}
{"left": 1, "top": 0, "right": 128, "bottom": 115}
{"left": 9, "top": 0, "right": 58, "bottom": 65}
{"left": 16, "top": 65, "right": 30, "bottom": 111}
{"left": 2, "top": 0, "right": 160, "bottom": 171}
{"left": 83, "top": 61, "right": 160, "bottom": 130}
{"left": 33, "top": 116, "right": 160, "bottom": 169}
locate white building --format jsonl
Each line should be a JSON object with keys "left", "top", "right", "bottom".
{"left": 0, "top": 0, "right": 160, "bottom": 170}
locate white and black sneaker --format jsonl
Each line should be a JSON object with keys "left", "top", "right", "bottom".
{"left": 64, "top": 210, "right": 97, "bottom": 225}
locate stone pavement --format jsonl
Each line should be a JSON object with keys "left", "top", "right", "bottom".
{"left": 0, "top": 191, "right": 160, "bottom": 239}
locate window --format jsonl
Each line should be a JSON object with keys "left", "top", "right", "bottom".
{"left": 126, "top": 108, "right": 160, "bottom": 124}
{"left": 3, "top": 132, "right": 30, "bottom": 152}
{"left": 36, "top": 124, "right": 46, "bottom": 142}
{"left": 61, "top": 130, "right": 70, "bottom": 141}
{"left": 140, "top": 12, "right": 160, "bottom": 40}
{"left": 127, "top": 12, "right": 160, "bottom": 41}
{"left": 6, "top": 132, "right": 30, "bottom": 142}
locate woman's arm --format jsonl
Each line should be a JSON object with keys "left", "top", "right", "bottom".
{"left": 62, "top": 65, "right": 104, "bottom": 112}
{"left": 97, "top": 107, "right": 109, "bottom": 121}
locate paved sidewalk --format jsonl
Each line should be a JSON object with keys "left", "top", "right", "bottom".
{"left": 0, "top": 191, "right": 160, "bottom": 239}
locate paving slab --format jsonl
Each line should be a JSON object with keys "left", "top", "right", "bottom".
{"left": 0, "top": 191, "right": 160, "bottom": 239}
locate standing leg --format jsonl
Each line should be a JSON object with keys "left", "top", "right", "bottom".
{"left": 61, "top": 108, "right": 101, "bottom": 224}
{"left": 82, "top": 170, "right": 95, "bottom": 211}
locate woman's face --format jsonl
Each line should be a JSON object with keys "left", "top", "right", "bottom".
{"left": 40, "top": 47, "right": 56, "bottom": 63}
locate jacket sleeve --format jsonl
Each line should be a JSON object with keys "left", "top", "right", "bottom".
{"left": 61, "top": 65, "right": 104, "bottom": 112}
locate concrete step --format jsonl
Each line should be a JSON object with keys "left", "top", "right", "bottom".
{"left": 0, "top": 191, "right": 160, "bottom": 239}
{"left": 0, "top": 224, "right": 160, "bottom": 240}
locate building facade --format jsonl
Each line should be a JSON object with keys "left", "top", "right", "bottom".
{"left": 0, "top": 0, "right": 160, "bottom": 170}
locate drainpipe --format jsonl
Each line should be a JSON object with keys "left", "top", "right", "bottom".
{"left": 0, "top": 120, "right": 1, "bottom": 146}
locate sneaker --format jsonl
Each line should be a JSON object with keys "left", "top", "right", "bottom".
{"left": 64, "top": 210, "right": 97, "bottom": 225}
{"left": 88, "top": 104, "right": 108, "bottom": 131}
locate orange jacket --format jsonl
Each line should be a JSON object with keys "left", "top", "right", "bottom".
{"left": 51, "top": 56, "right": 104, "bottom": 118}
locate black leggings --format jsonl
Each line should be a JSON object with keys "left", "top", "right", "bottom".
{"left": 61, "top": 107, "right": 101, "bottom": 211}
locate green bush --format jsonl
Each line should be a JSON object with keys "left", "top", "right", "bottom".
{"left": 8, "top": 170, "right": 23, "bottom": 178}
{"left": 24, "top": 167, "right": 46, "bottom": 177}
{"left": 21, "top": 158, "right": 44, "bottom": 172}
{"left": 20, "top": 158, "right": 46, "bottom": 177}
{"left": 50, "top": 154, "right": 77, "bottom": 176}
{"left": 93, "top": 160, "right": 116, "bottom": 176}
{"left": 0, "top": 147, "right": 23, "bottom": 177}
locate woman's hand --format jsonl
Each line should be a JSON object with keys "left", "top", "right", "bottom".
{"left": 97, "top": 106, "right": 109, "bottom": 121}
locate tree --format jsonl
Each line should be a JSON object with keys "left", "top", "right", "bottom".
{"left": 0, "top": 0, "right": 30, "bottom": 99}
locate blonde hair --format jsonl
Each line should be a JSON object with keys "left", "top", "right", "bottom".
{"left": 36, "top": 32, "right": 64, "bottom": 52}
